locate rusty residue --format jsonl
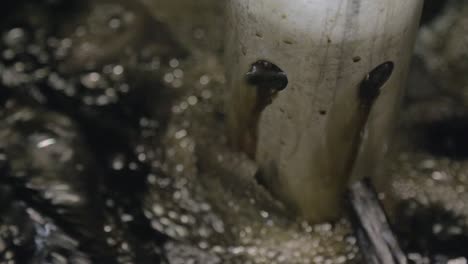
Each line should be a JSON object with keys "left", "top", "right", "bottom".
{"left": 242, "top": 60, "right": 288, "bottom": 157}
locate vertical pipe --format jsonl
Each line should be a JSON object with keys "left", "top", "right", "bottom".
{"left": 225, "top": 0, "right": 423, "bottom": 223}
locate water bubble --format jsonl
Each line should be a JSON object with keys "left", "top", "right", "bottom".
{"left": 187, "top": 96, "right": 198, "bottom": 106}
{"left": 121, "top": 242, "right": 130, "bottom": 251}
{"left": 345, "top": 236, "right": 356, "bottom": 245}
{"left": 4, "top": 28, "right": 27, "bottom": 47}
{"left": 121, "top": 214, "right": 134, "bottom": 222}
{"left": 175, "top": 225, "right": 189, "bottom": 238}
{"left": 199, "top": 75, "right": 210, "bottom": 85}
{"left": 96, "top": 95, "right": 110, "bottom": 105}
{"left": 160, "top": 217, "right": 172, "bottom": 226}
{"left": 180, "top": 215, "right": 191, "bottom": 224}
{"left": 174, "top": 130, "right": 187, "bottom": 139}
{"left": 169, "top": 59, "right": 179, "bottom": 68}
{"left": 313, "top": 255, "right": 324, "bottom": 263}
{"left": 112, "top": 155, "right": 125, "bottom": 170}
{"left": 14, "top": 62, "right": 25, "bottom": 72}
{"left": 448, "top": 226, "right": 463, "bottom": 235}
{"left": 419, "top": 159, "right": 436, "bottom": 170}
{"left": 179, "top": 101, "right": 189, "bottom": 111}
{"left": 36, "top": 138, "right": 56, "bottom": 149}
{"left": 198, "top": 227, "right": 210, "bottom": 238}
{"left": 230, "top": 246, "right": 244, "bottom": 255}
{"left": 448, "top": 258, "right": 467, "bottom": 264}
{"left": 123, "top": 11, "right": 135, "bottom": 24}
{"left": 152, "top": 204, "right": 165, "bottom": 216}
{"left": 128, "top": 162, "right": 138, "bottom": 170}
{"left": 200, "top": 203, "right": 211, "bottom": 211}
{"left": 431, "top": 171, "right": 448, "bottom": 181}
{"left": 173, "top": 69, "right": 184, "bottom": 78}
{"left": 118, "top": 83, "right": 130, "bottom": 93}
{"left": 212, "top": 220, "right": 225, "bottom": 233}
{"left": 156, "top": 177, "right": 171, "bottom": 188}
{"left": 201, "top": 89, "right": 212, "bottom": 99}
{"left": 112, "top": 65, "right": 124, "bottom": 76}
{"left": 198, "top": 241, "right": 209, "bottom": 249}
{"left": 108, "top": 18, "right": 122, "bottom": 30}
{"left": 64, "top": 86, "right": 76, "bottom": 96}
{"left": 151, "top": 220, "right": 164, "bottom": 232}
{"left": 106, "top": 199, "right": 115, "bottom": 208}
{"left": 105, "top": 88, "right": 117, "bottom": 97}
{"left": 164, "top": 73, "right": 175, "bottom": 83}
{"left": 48, "top": 72, "right": 66, "bottom": 90}
{"left": 150, "top": 58, "right": 160, "bottom": 70}
{"left": 104, "top": 225, "right": 112, "bottom": 233}
{"left": 137, "top": 153, "right": 146, "bottom": 162}
{"left": 212, "top": 245, "right": 225, "bottom": 254}
{"left": 4, "top": 250, "right": 14, "bottom": 260}
{"left": 172, "top": 79, "right": 183, "bottom": 88}
{"left": 80, "top": 72, "right": 102, "bottom": 89}
{"left": 2, "top": 49, "right": 15, "bottom": 60}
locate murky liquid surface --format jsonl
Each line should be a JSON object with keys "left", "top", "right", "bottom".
{"left": 0, "top": 0, "right": 467, "bottom": 263}
{"left": 0, "top": 1, "right": 359, "bottom": 263}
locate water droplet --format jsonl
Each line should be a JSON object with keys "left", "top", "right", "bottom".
{"left": 109, "top": 18, "right": 122, "bottom": 30}
{"left": 152, "top": 204, "right": 165, "bottom": 216}
{"left": 230, "top": 246, "right": 244, "bottom": 255}
{"left": 431, "top": 171, "right": 447, "bottom": 181}
{"left": 121, "top": 214, "right": 134, "bottom": 222}
{"left": 2, "top": 49, "right": 15, "bottom": 60}
{"left": 172, "top": 79, "right": 183, "bottom": 88}
{"left": 175, "top": 164, "right": 184, "bottom": 172}
{"left": 169, "top": 59, "right": 179, "bottom": 68}
{"left": 37, "top": 138, "right": 56, "bottom": 148}
{"left": 104, "top": 225, "right": 112, "bottom": 232}
{"left": 260, "top": 210, "right": 269, "bottom": 218}
{"left": 199, "top": 75, "right": 210, "bottom": 85}
{"left": 175, "top": 130, "right": 187, "bottom": 139}
{"left": 81, "top": 72, "right": 102, "bottom": 89}
{"left": 112, "top": 156, "right": 125, "bottom": 170}
{"left": 96, "top": 95, "right": 109, "bottom": 105}
{"left": 173, "top": 69, "right": 184, "bottom": 78}
{"left": 112, "top": 64, "right": 124, "bottom": 75}
{"left": 4, "top": 28, "right": 27, "bottom": 47}
{"left": 201, "top": 89, "right": 212, "bottom": 99}
{"left": 187, "top": 96, "right": 198, "bottom": 106}
{"left": 164, "top": 73, "right": 175, "bottom": 83}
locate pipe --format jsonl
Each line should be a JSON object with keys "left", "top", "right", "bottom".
{"left": 225, "top": 0, "right": 423, "bottom": 223}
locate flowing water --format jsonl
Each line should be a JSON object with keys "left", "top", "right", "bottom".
{"left": 0, "top": 0, "right": 467, "bottom": 263}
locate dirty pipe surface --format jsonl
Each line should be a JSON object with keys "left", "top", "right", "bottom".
{"left": 225, "top": 0, "right": 424, "bottom": 223}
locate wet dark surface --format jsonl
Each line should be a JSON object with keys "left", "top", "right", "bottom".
{"left": 0, "top": 1, "right": 183, "bottom": 263}
{"left": 419, "top": 0, "right": 449, "bottom": 25}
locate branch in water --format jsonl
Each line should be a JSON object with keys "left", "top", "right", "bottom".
{"left": 347, "top": 179, "right": 407, "bottom": 264}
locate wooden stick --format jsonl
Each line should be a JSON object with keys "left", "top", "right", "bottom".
{"left": 225, "top": 0, "right": 424, "bottom": 223}
{"left": 347, "top": 179, "right": 407, "bottom": 264}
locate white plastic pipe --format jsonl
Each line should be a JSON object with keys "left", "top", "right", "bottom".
{"left": 225, "top": 0, "right": 423, "bottom": 223}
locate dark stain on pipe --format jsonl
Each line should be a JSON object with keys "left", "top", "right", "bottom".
{"left": 345, "top": 61, "right": 394, "bottom": 178}
{"left": 243, "top": 60, "right": 288, "bottom": 157}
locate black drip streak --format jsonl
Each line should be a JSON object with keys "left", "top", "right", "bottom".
{"left": 345, "top": 61, "right": 394, "bottom": 178}
{"left": 345, "top": 61, "right": 398, "bottom": 263}
{"left": 244, "top": 60, "right": 288, "bottom": 157}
